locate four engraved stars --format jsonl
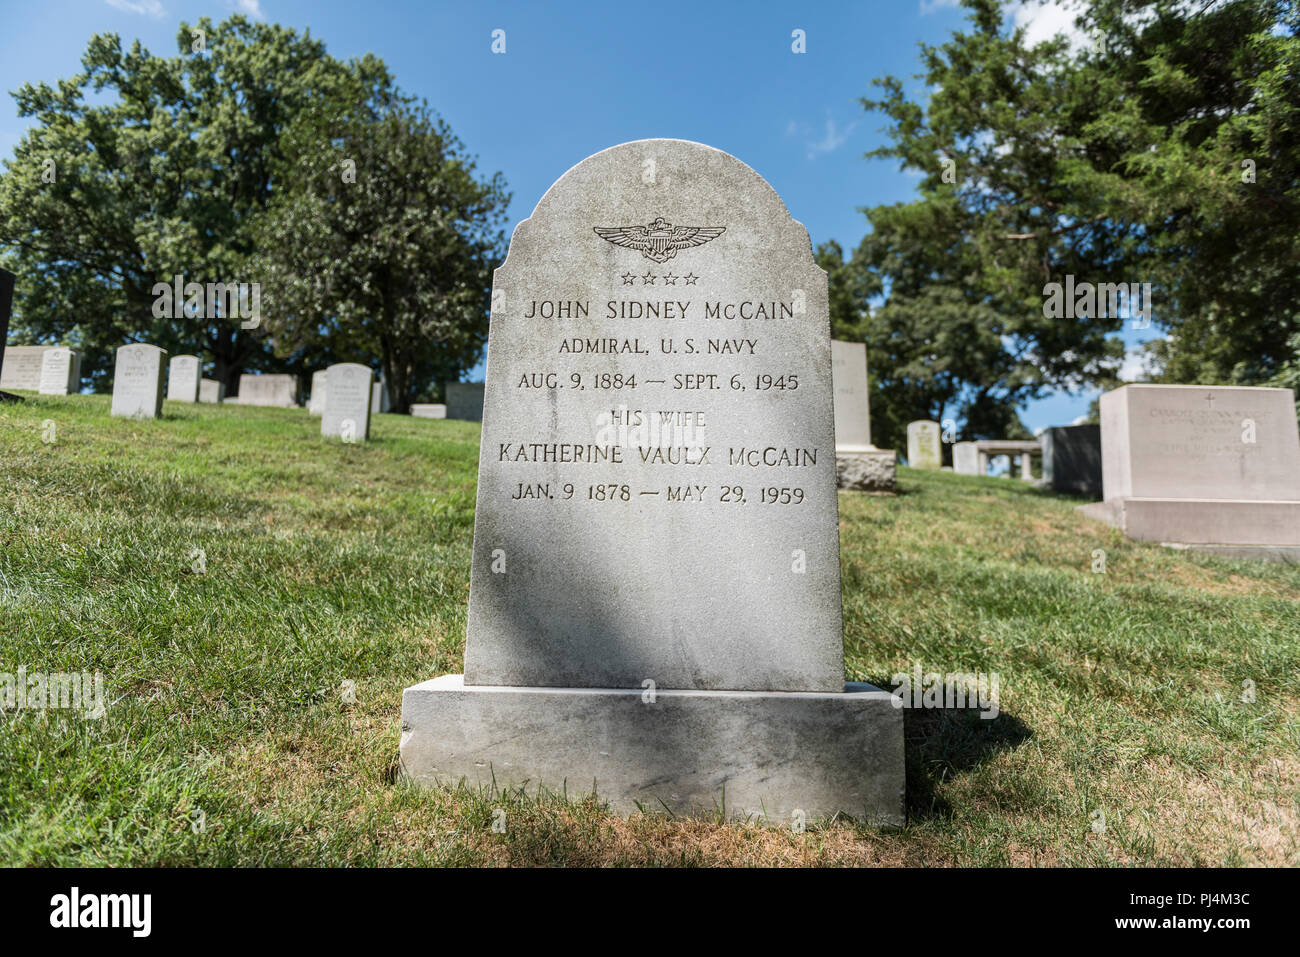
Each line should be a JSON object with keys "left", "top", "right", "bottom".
{"left": 623, "top": 271, "right": 700, "bottom": 285}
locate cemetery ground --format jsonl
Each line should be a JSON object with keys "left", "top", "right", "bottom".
{"left": 2, "top": 395, "right": 1297, "bottom": 868}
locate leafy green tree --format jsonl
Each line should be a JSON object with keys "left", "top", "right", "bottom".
{"left": 252, "top": 84, "right": 508, "bottom": 413}
{"left": 0, "top": 15, "right": 391, "bottom": 391}
{"left": 856, "top": 0, "right": 1299, "bottom": 441}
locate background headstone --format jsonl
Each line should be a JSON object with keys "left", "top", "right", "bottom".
{"left": 831, "top": 340, "right": 871, "bottom": 451}
{"left": 38, "top": 347, "right": 79, "bottom": 395}
{"left": 167, "top": 355, "right": 202, "bottom": 403}
{"left": 1042, "top": 424, "right": 1101, "bottom": 497}
{"left": 402, "top": 139, "right": 903, "bottom": 824}
{"left": 1080, "top": 384, "right": 1300, "bottom": 555}
{"left": 320, "top": 363, "right": 373, "bottom": 442}
{"left": 953, "top": 441, "right": 980, "bottom": 475}
{"left": 308, "top": 370, "right": 328, "bottom": 415}
{"left": 907, "top": 419, "right": 942, "bottom": 469}
{"left": 410, "top": 403, "right": 447, "bottom": 419}
{"left": 445, "top": 381, "right": 484, "bottom": 421}
{"left": 231, "top": 373, "right": 298, "bottom": 407}
{"left": 0, "top": 345, "right": 51, "bottom": 392}
{"left": 371, "top": 378, "right": 390, "bottom": 414}
{"left": 110, "top": 344, "right": 166, "bottom": 419}
{"left": 830, "top": 339, "right": 896, "bottom": 491}
{"left": 199, "top": 378, "right": 225, "bottom": 403}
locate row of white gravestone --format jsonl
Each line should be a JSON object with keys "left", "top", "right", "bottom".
{"left": 0, "top": 345, "right": 82, "bottom": 395}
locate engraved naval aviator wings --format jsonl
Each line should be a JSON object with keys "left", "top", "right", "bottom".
{"left": 593, "top": 216, "right": 726, "bottom": 263}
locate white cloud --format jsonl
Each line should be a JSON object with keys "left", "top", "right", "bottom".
{"left": 106, "top": 0, "right": 165, "bottom": 16}
{"left": 786, "top": 110, "right": 859, "bottom": 160}
{"left": 1118, "top": 343, "right": 1161, "bottom": 382}
{"left": 920, "top": 0, "right": 962, "bottom": 14}
{"left": 1009, "top": 0, "right": 1090, "bottom": 50}
{"left": 234, "top": 0, "right": 265, "bottom": 18}
{"left": 1069, "top": 414, "right": 1092, "bottom": 425}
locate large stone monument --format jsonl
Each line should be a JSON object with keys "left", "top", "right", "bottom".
{"left": 38, "top": 347, "right": 81, "bottom": 395}
{"left": 1080, "top": 384, "right": 1300, "bottom": 559}
{"left": 1042, "top": 424, "right": 1101, "bottom": 498}
{"left": 110, "top": 344, "right": 166, "bottom": 419}
{"left": 831, "top": 340, "right": 895, "bottom": 492}
{"left": 445, "top": 381, "right": 484, "bottom": 421}
{"left": 401, "top": 139, "right": 904, "bottom": 824}
{"left": 906, "top": 419, "right": 942, "bottom": 469}
{"left": 320, "top": 363, "right": 373, "bottom": 443}
{"left": 167, "top": 355, "right": 202, "bottom": 403}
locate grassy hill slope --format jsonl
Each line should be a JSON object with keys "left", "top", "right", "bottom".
{"left": 1, "top": 393, "right": 1296, "bottom": 865}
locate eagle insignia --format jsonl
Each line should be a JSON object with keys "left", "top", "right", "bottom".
{"left": 593, "top": 216, "right": 726, "bottom": 263}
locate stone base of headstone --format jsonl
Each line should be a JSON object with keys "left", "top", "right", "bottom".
{"left": 1160, "top": 542, "right": 1300, "bottom": 563}
{"left": 1079, "top": 499, "right": 1300, "bottom": 553}
{"left": 401, "top": 674, "right": 905, "bottom": 824}
{"left": 835, "top": 448, "right": 897, "bottom": 492}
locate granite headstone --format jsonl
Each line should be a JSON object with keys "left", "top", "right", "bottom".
{"left": 401, "top": 138, "right": 903, "bottom": 823}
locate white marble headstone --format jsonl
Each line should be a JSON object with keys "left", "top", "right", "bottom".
{"left": 320, "top": 363, "right": 373, "bottom": 442}
{"left": 38, "top": 347, "right": 79, "bottom": 395}
{"left": 308, "top": 370, "right": 328, "bottom": 415}
{"left": 907, "top": 420, "right": 942, "bottom": 470}
{"left": 111, "top": 344, "right": 166, "bottom": 419}
{"left": 167, "top": 355, "right": 201, "bottom": 402}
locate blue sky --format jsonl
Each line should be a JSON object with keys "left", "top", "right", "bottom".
{"left": 0, "top": 0, "right": 1148, "bottom": 431}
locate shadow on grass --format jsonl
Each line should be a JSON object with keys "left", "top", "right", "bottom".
{"left": 870, "top": 682, "right": 1033, "bottom": 822}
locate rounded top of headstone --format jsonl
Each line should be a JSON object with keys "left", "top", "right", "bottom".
{"left": 501, "top": 139, "right": 816, "bottom": 273}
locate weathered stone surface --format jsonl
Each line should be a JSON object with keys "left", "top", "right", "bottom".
{"left": 1081, "top": 384, "right": 1300, "bottom": 552}
{"left": 462, "top": 139, "right": 842, "bottom": 693}
{"left": 320, "top": 363, "right": 372, "bottom": 442}
{"left": 410, "top": 403, "right": 447, "bottom": 419}
{"left": 906, "top": 420, "right": 941, "bottom": 469}
{"left": 232, "top": 373, "right": 297, "bottom": 407}
{"left": 199, "top": 378, "right": 225, "bottom": 403}
{"left": 836, "top": 450, "right": 897, "bottom": 492}
{"left": 1042, "top": 424, "right": 1101, "bottom": 498}
{"left": 110, "top": 344, "right": 166, "bottom": 419}
{"left": 38, "top": 347, "right": 80, "bottom": 395}
{"left": 402, "top": 675, "right": 905, "bottom": 825}
{"left": 446, "top": 381, "right": 484, "bottom": 421}
{"left": 167, "top": 355, "right": 201, "bottom": 403}
{"left": 402, "top": 139, "right": 903, "bottom": 823}
{"left": 0, "top": 345, "right": 51, "bottom": 391}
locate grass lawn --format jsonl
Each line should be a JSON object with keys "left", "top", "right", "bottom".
{"left": 1, "top": 392, "right": 1297, "bottom": 866}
